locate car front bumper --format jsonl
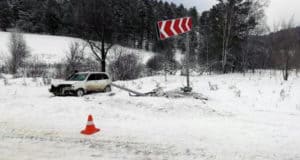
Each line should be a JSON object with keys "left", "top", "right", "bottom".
{"left": 49, "top": 85, "right": 75, "bottom": 95}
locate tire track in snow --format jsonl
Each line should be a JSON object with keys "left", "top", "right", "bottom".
{"left": 0, "top": 124, "right": 212, "bottom": 160}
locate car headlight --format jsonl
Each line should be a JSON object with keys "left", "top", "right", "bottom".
{"left": 71, "top": 85, "right": 75, "bottom": 89}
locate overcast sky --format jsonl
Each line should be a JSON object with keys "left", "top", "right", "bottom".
{"left": 165, "top": 0, "right": 300, "bottom": 27}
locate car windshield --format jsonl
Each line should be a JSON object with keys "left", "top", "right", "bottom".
{"left": 67, "top": 73, "right": 88, "bottom": 81}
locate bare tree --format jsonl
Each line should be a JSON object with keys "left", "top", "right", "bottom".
{"left": 281, "top": 19, "right": 297, "bottom": 81}
{"left": 87, "top": 40, "right": 113, "bottom": 73}
{"left": 73, "top": 0, "right": 116, "bottom": 72}
{"left": 272, "top": 18, "right": 297, "bottom": 81}
{"left": 241, "top": 0, "right": 269, "bottom": 72}
{"left": 9, "top": 31, "right": 29, "bottom": 74}
{"left": 220, "top": 1, "right": 231, "bottom": 73}
{"left": 65, "top": 42, "right": 86, "bottom": 76}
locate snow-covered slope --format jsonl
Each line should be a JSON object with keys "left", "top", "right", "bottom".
{"left": 0, "top": 31, "right": 155, "bottom": 65}
{"left": 0, "top": 31, "right": 81, "bottom": 64}
{"left": 0, "top": 71, "right": 300, "bottom": 159}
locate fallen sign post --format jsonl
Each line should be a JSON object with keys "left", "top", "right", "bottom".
{"left": 111, "top": 82, "right": 208, "bottom": 100}
{"left": 111, "top": 83, "right": 146, "bottom": 96}
{"left": 157, "top": 17, "right": 193, "bottom": 92}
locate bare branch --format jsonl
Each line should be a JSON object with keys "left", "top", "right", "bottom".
{"left": 105, "top": 43, "right": 114, "bottom": 55}
{"left": 87, "top": 40, "right": 102, "bottom": 62}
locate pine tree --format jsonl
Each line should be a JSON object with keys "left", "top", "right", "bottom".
{"left": 16, "top": 0, "right": 44, "bottom": 33}
{"left": 0, "top": 0, "right": 12, "bottom": 31}
{"left": 42, "top": 0, "right": 61, "bottom": 34}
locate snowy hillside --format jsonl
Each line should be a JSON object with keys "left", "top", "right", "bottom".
{"left": 1, "top": 71, "right": 300, "bottom": 159}
{"left": 0, "top": 31, "right": 155, "bottom": 65}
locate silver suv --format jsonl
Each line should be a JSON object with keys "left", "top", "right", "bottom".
{"left": 49, "top": 72, "right": 112, "bottom": 96}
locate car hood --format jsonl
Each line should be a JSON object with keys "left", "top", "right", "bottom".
{"left": 51, "top": 80, "right": 78, "bottom": 87}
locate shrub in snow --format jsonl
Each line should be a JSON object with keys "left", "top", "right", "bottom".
{"left": 109, "top": 54, "right": 143, "bottom": 80}
{"left": 22, "top": 77, "right": 27, "bottom": 86}
{"left": 3, "top": 78, "right": 9, "bottom": 86}
{"left": 235, "top": 89, "right": 241, "bottom": 97}
{"left": 42, "top": 77, "right": 51, "bottom": 85}
{"left": 155, "top": 81, "right": 161, "bottom": 88}
{"left": 280, "top": 89, "right": 285, "bottom": 100}
{"left": 146, "top": 55, "right": 179, "bottom": 76}
{"left": 229, "top": 85, "right": 241, "bottom": 97}
{"left": 228, "top": 85, "right": 237, "bottom": 90}
{"left": 280, "top": 88, "right": 290, "bottom": 101}
{"left": 136, "top": 81, "right": 143, "bottom": 90}
{"left": 24, "top": 56, "right": 50, "bottom": 78}
{"left": 8, "top": 31, "right": 30, "bottom": 74}
{"left": 0, "top": 59, "right": 9, "bottom": 73}
{"left": 54, "top": 63, "right": 65, "bottom": 79}
{"left": 146, "top": 55, "right": 165, "bottom": 72}
{"left": 208, "top": 82, "right": 218, "bottom": 91}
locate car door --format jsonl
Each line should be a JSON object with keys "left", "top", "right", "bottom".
{"left": 86, "top": 74, "right": 98, "bottom": 92}
{"left": 101, "top": 74, "right": 110, "bottom": 88}
{"left": 95, "top": 73, "right": 108, "bottom": 91}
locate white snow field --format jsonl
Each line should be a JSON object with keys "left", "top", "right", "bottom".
{"left": 1, "top": 71, "right": 300, "bottom": 160}
{"left": 0, "top": 31, "right": 155, "bottom": 65}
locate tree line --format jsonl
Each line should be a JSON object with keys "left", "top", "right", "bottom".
{"left": 0, "top": 0, "right": 299, "bottom": 80}
{"left": 0, "top": 0, "right": 191, "bottom": 47}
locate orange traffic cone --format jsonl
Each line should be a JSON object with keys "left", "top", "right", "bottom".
{"left": 81, "top": 115, "right": 100, "bottom": 135}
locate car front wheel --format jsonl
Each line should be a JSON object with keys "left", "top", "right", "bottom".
{"left": 76, "top": 89, "right": 85, "bottom": 97}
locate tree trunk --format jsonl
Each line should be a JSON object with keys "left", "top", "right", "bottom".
{"left": 222, "top": 4, "right": 232, "bottom": 74}
{"left": 145, "top": 29, "right": 150, "bottom": 50}
{"left": 139, "top": 18, "right": 144, "bottom": 49}
{"left": 101, "top": 59, "right": 106, "bottom": 72}
{"left": 222, "top": 14, "right": 228, "bottom": 74}
{"left": 139, "top": 32, "right": 144, "bottom": 49}
{"left": 283, "top": 53, "right": 289, "bottom": 81}
{"left": 101, "top": 30, "right": 106, "bottom": 72}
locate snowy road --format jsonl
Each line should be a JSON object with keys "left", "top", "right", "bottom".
{"left": 1, "top": 73, "right": 300, "bottom": 160}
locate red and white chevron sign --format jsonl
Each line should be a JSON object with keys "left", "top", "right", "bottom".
{"left": 157, "top": 17, "right": 192, "bottom": 40}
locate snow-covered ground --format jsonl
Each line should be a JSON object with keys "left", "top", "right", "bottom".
{"left": 0, "top": 31, "right": 155, "bottom": 65}
{"left": 1, "top": 71, "right": 300, "bottom": 160}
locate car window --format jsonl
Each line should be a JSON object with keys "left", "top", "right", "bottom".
{"left": 87, "top": 73, "right": 109, "bottom": 81}
{"left": 97, "top": 74, "right": 109, "bottom": 80}
{"left": 102, "top": 74, "right": 109, "bottom": 80}
{"left": 94, "top": 74, "right": 109, "bottom": 80}
{"left": 87, "top": 74, "right": 97, "bottom": 81}
{"left": 67, "top": 73, "right": 88, "bottom": 81}
{"left": 95, "top": 74, "right": 102, "bottom": 80}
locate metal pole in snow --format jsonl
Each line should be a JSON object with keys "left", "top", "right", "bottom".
{"left": 185, "top": 32, "right": 191, "bottom": 92}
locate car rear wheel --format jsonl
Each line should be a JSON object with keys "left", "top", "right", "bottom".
{"left": 104, "top": 86, "right": 111, "bottom": 92}
{"left": 76, "top": 89, "right": 85, "bottom": 97}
